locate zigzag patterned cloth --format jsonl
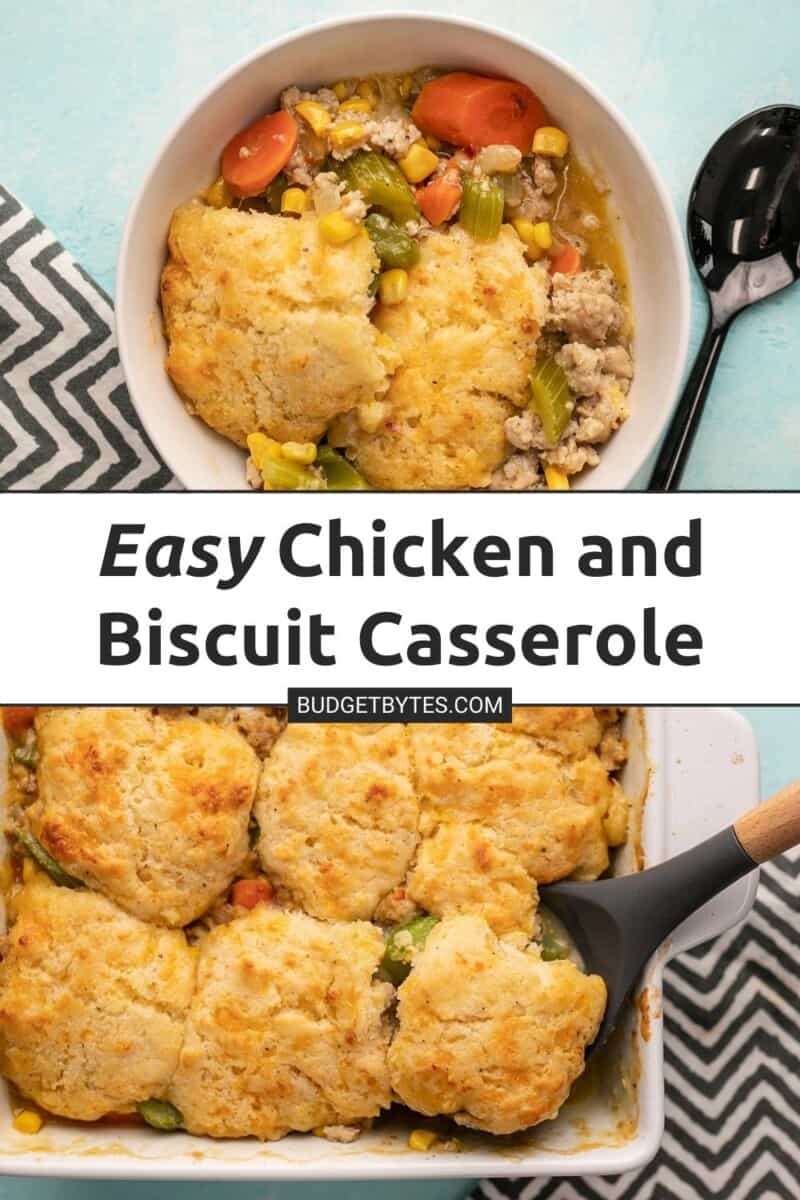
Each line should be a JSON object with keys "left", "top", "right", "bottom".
{"left": 0, "top": 185, "right": 175, "bottom": 489}
{"left": 472, "top": 847, "right": 800, "bottom": 1199}
{"left": 1, "top": 187, "right": 798, "bottom": 1197}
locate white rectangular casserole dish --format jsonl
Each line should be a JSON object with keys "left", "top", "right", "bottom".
{"left": 0, "top": 706, "right": 759, "bottom": 1180}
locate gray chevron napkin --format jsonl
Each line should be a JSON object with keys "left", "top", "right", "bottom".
{"left": 471, "top": 847, "right": 800, "bottom": 1200}
{"left": 1, "top": 187, "right": 798, "bottom": 1199}
{"left": 0, "top": 185, "right": 176, "bottom": 490}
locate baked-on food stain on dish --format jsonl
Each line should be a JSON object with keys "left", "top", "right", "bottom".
{"left": 0, "top": 705, "right": 628, "bottom": 1145}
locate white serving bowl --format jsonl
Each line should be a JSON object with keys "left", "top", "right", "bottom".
{"left": 0, "top": 707, "right": 758, "bottom": 1180}
{"left": 115, "top": 11, "right": 690, "bottom": 491}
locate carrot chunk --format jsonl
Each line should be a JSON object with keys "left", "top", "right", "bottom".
{"left": 2, "top": 707, "right": 36, "bottom": 735}
{"left": 412, "top": 72, "right": 547, "bottom": 154}
{"left": 222, "top": 111, "right": 298, "bottom": 198}
{"left": 416, "top": 175, "right": 463, "bottom": 225}
{"left": 231, "top": 878, "right": 274, "bottom": 909}
{"left": 549, "top": 244, "right": 583, "bottom": 275}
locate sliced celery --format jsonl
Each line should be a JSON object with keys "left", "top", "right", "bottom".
{"left": 317, "top": 445, "right": 371, "bottom": 490}
{"left": 136, "top": 1100, "right": 184, "bottom": 1132}
{"left": 381, "top": 915, "right": 439, "bottom": 985}
{"left": 530, "top": 356, "right": 575, "bottom": 445}
{"left": 459, "top": 173, "right": 504, "bottom": 241}
{"left": 537, "top": 906, "right": 570, "bottom": 962}
{"left": 364, "top": 213, "right": 420, "bottom": 269}
{"left": 336, "top": 151, "right": 419, "bottom": 226}
{"left": 260, "top": 457, "right": 325, "bottom": 491}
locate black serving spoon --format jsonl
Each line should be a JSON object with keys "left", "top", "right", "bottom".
{"left": 649, "top": 105, "right": 800, "bottom": 490}
{"left": 542, "top": 780, "right": 800, "bottom": 1055}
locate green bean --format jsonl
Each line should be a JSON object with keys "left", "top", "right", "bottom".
{"left": 16, "top": 830, "right": 84, "bottom": 890}
{"left": 537, "top": 906, "right": 570, "bottom": 962}
{"left": 136, "top": 1099, "right": 184, "bottom": 1132}
{"left": 336, "top": 151, "right": 419, "bottom": 226}
{"left": 381, "top": 915, "right": 439, "bottom": 985}
{"left": 459, "top": 174, "right": 504, "bottom": 241}
{"left": 530, "top": 356, "right": 575, "bottom": 446}
{"left": 364, "top": 213, "right": 420, "bottom": 270}
{"left": 317, "top": 445, "right": 371, "bottom": 491}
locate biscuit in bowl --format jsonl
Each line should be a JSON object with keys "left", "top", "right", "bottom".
{"left": 0, "top": 875, "right": 196, "bottom": 1121}
{"left": 161, "top": 204, "right": 399, "bottom": 447}
{"left": 28, "top": 707, "right": 260, "bottom": 926}
{"left": 329, "top": 227, "right": 550, "bottom": 490}
{"left": 169, "top": 906, "right": 393, "bottom": 1139}
{"left": 387, "top": 914, "right": 606, "bottom": 1134}
{"left": 255, "top": 723, "right": 419, "bottom": 920}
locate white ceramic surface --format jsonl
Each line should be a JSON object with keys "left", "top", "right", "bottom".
{"left": 115, "top": 11, "right": 691, "bottom": 491}
{"left": 0, "top": 707, "right": 759, "bottom": 1180}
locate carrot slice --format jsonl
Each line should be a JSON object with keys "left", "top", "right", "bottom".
{"left": 412, "top": 73, "right": 547, "bottom": 154}
{"left": 231, "top": 878, "right": 274, "bottom": 909}
{"left": 549, "top": 244, "right": 583, "bottom": 275}
{"left": 221, "top": 111, "right": 298, "bottom": 198}
{"left": 2, "top": 707, "right": 36, "bottom": 735}
{"left": 416, "top": 175, "right": 463, "bottom": 225}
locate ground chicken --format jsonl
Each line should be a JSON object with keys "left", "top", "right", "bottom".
{"left": 556, "top": 342, "right": 633, "bottom": 397}
{"left": 547, "top": 268, "right": 625, "bottom": 345}
{"left": 490, "top": 451, "right": 544, "bottom": 490}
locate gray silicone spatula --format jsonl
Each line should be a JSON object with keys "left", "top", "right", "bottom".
{"left": 542, "top": 780, "right": 800, "bottom": 1055}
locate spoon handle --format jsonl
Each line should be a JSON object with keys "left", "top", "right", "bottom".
{"left": 734, "top": 780, "right": 800, "bottom": 863}
{"left": 648, "top": 309, "right": 731, "bottom": 490}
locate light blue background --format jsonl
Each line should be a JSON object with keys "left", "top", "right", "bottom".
{"left": 1, "top": 1, "right": 799, "bottom": 1197}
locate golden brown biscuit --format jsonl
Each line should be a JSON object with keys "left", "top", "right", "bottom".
{"left": 30, "top": 707, "right": 259, "bottom": 926}
{"left": 161, "top": 204, "right": 399, "bottom": 447}
{"left": 329, "top": 226, "right": 549, "bottom": 489}
{"left": 0, "top": 875, "right": 196, "bottom": 1121}
{"left": 407, "top": 823, "right": 538, "bottom": 939}
{"left": 410, "top": 718, "right": 627, "bottom": 883}
{"left": 387, "top": 915, "right": 606, "bottom": 1134}
{"left": 255, "top": 723, "right": 419, "bottom": 920}
{"left": 169, "top": 906, "right": 392, "bottom": 1139}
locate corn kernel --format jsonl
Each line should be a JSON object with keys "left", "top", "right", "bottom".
{"left": 532, "top": 126, "right": 570, "bottom": 157}
{"left": 339, "top": 97, "right": 372, "bottom": 115}
{"left": 332, "top": 81, "right": 350, "bottom": 101}
{"left": 318, "top": 211, "right": 361, "bottom": 244}
{"left": 22, "top": 856, "right": 36, "bottom": 882}
{"left": 246, "top": 433, "right": 282, "bottom": 470}
{"left": 398, "top": 143, "right": 440, "bottom": 184}
{"left": 545, "top": 465, "right": 570, "bottom": 490}
{"left": 329, "top": 121, "right": 367, "bottom": 152}
{"left": 399, "top": 74, "right": 413, "bottom": 100}
{"left": 204, "top": 176, "right": 232, "bottom": 209}
{"left": 512, "top": 218, "right": 537, "bottom": 246}
{"left": 408, "top": 1129, "right": 438, "bottom": 1152}
{"left": 378, "top": 268, "right": 408, "bottom": 305}
{"left": 356, "top": 79, "right": 380, "bottom": 106}
{"left": 357, "top": 400, "right": 390, "bottom": 433}
{"left": 424, "top": 134, "right": 442, "bottom": 152}
{"left": 533, "top": 221, "right": 552, "bottom": 250}
{"left": 281, "top": 441, "right": 317, "bottom": 465}
{"left": 280, "top": 187, "right": 307, "bottom": 216}
{"left": 294, "top": 100, "right": 332, "bottom": 136}
{"left": 13, "top": 1111, "right": 43, "bottom": 1135}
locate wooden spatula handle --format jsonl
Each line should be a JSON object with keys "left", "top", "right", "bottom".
{"left": 734, "top": 780, "right": 800, "bottom": 863}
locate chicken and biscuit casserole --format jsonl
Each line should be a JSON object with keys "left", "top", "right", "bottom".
{"left": 161, "top": 68, "right": 633, "bottom": 492}
{"left": 0, "top": 705, "right": 628, "bottom": 1144}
